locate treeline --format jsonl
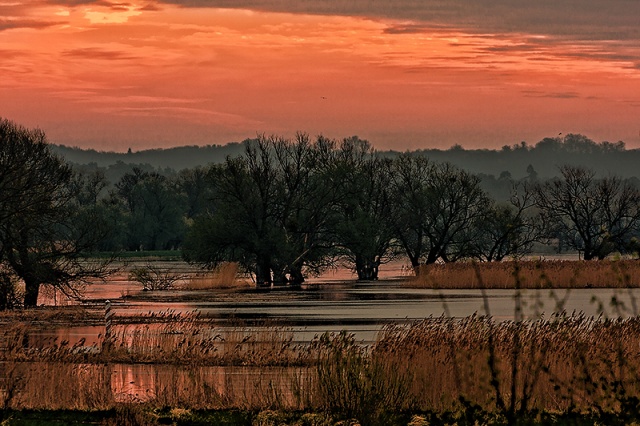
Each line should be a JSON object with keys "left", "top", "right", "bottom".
{"left": 3, "top": 117, "right": 640, "bottom": 308}
{"left": 53, "top": 133, "right": 640, "bottom": 181}
{"left": 64, "top": 134, "right": 640, "bottom": 286}
{"left": 178, "top": 134, "right": 640, "bottom": 286}
{"left": 51, "top": 143, "right": 246, "bottom": 171}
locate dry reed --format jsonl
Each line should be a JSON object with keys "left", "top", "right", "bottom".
{"left": 0, "top": 306, "right": 99, "bottom": 325}
{"left": 1, "top": 312, "right": 307, "bottom": 367}
{"left": 408, "top": 259, "right": 640, "bottom": 289}
{"left": 373, "top": 314, "right": 640, "bottom": 416}
{"left": 104, "top": 318, "right": 306, "bottom": 367}
{"left": 5, "top": 258, "right": 640, "bottom": 422}
{"left": 3, "top": 315, "right": 640, "bottom": 421}
{"left": 2, "top": 362, "right": 114, "bottom": 410}
{"left": 182, "top": 262, "right": 249, "bottom": 290}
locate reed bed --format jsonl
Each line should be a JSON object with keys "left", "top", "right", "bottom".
{"left": 0, "top": 305, "right": 100, "bottom": 325}
{"left": 182, "top": 262, "right": 250, "bottom": 290}
{"left": 4, "top": 314, "right": 640, "bottom": 423}
{"left": 1, "top": 312, "right": 308, "bottom": 367}
{"left": 2, "top": 362, "right": 114, "bottom": 411}
{"left": 409, "top": 259, "right": 640, "bottom": 289}
{"left": 373, "top": 314, "right": 640, "bottom": 415}
{"left": 1, "top": 362, "right": 306, "bottom": 412}
{"left": 5, "top": 259, "right": 640, "bottom": 423}
{"left": 104, "top": 321, "right": 305, "bottom": 367}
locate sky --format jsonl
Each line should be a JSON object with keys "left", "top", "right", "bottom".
{"left": 2, "top": 1, "right": 640, "bottom": 152}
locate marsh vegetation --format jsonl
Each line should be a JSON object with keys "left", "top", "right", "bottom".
{"left": 3, "top": 260, "right": 640, "bottom": 424}
{"left": 3, "top": 312, "right": 640, "bottom": 424}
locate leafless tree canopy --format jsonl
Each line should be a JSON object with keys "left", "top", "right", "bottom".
{"left": 0, "top": 118, "right": 112, "bottom": 308}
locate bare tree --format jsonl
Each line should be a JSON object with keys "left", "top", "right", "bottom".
{"left": 270, "top": 133, "right": 339, "bottom": 285}
{"left": 389, "top": 154, "right": 432, "bottom": 272}
{"left": 183, "top": 134, "right": 339, "bottom": 287}
{"left": 422, "top": 162, "right": 490, "bottom": 263}
{"left": 534, "top": 165, "right": 640, "bottom": 260}
{"left": 471, "top": 183, "right": 542, "bottom": 261}
{"left": 0, "top": 118, "right": 111, "bottom": 308}
{"left": 333, "top": 137, "right": 396, "bottom": 280}
{"left": 390, "top": 156, "right": 489, "bottom": 270}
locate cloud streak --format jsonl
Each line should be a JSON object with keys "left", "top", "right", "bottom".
{"left": 147, "top": 0, "right": 640, "bottom": 43}
{"left": 62, "top": 47, "right": 140, "bottom": 60}
{"left": 0, "top": 18, "right": 65, "bottom": 31}
{"left": 37, "top": 0, "right": 640, "bottom": 67}
{"left": 521, "top": 90, "right": 582, "bottom": 99}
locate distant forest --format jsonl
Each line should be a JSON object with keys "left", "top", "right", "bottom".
{"left": 52, "top": 133, "right": 636, "bottom": 179}
{"left": 51, "top": 133, "right": 639, "bottom": 203}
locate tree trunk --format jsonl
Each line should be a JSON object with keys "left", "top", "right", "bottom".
{"left": 288, "top": 265, "right": 305, "bottom": 287}
{"left": 272, "top": 264, "right": 305, "bottom": 287}
{"left": 405, "top": 253, "right": 420, "bottom": 275}
{"left": 355, "top": 255, "right": 379, "bottom": 281}
{"left": 0, "top": 274, "right": 14, "bottom": 310}
{"left": 23, "top": 275, "right": 41, "bottom": 307}
{"left": 425, "top": 249, "right": 439, "bottom": 265}
{"left": 272, "top": 268, "right": 288, "bottom": 287}
{"left": 255, "top": 257, "right": 272, "bottom": 287}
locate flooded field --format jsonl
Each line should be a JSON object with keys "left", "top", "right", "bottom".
{"left": 29, "top": 259, "right": 640, "bottom": 346}
{"left": 5, "top": 259, "right": 640, "bottom": 415}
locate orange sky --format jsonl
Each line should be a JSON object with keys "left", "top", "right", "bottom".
{"left": 1, "top": 1, "right": 640, "bottom": 151}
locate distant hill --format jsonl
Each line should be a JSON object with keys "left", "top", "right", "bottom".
{"left": 385, "top": 134, "right": 638, "bottom": 180}
{"left": 408, "top": 137, "right": 639, "bottom": 180}
{"left": 52, "top": 133, "right": 640, "bottom": 180}
{"left": 51, "top": 142, "right": 247, "bottom": 170}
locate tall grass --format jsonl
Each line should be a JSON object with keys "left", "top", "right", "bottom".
{"left": 3, "top": 315, "right": 640, "bottom": 423}
{"left": 5, "top": 260, "right": 640, "bottom": 423}
{"left": 311, "top": 331, "right": 414, "bottom": 425}
{"left": 182, "top": 262, "right": 249, "bottom": 290}
{"left": 1, "top": 312, "right": 306, "bottom": 367}
{"left": 2, "top": 362, "right": 114, "bottom": 410}
{"left": 409, "top": 259, "right": 640, "bottom": 289}
{"left": 375, "top": 314, "right": 640, "bottom": 413}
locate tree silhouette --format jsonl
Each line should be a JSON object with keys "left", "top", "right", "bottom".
{"left": 183, "top": 134, "right": 338, "bottom": 286}
{"left": 0, "top": 118, "right": 111, "bottom": 307}
{"left": 333, "top": 138, "right": 395, "bottom": 280}
{"left": 389, "top": 154, "right": 432, "bottom": 272}
{"left": 534, "top": 165, "right": 640, "bottom": 260}
{"left": 390, "top": 156, "right": 489, "bottom": 270}
{"left": 471, "top": 184, "right": 542, "bottom": 261}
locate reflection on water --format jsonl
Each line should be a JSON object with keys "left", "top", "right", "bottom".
{"left": 110, "top": 364, "right": 305, "bottom": 404}
{"left": 28, "top": 286, "right": 640, "bottom": 356}
{"left": 1, "top": 361, "right": 306, "bottom": 409}
{"left": 11, "top": 257, "right": 640, "bottom": 411}
{"left": 25, "top": 260, "right": 640, "bottom": 349}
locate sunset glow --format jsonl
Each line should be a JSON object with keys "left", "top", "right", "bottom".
{"left": 2, "top": 1, "right": 640, "bottom": 151}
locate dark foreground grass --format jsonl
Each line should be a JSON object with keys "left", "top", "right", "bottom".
{"left": 0, "top": 408, "right": 253, "bottom": 426}
{"left": 2, "top": 407, "right": 639, "bottom": 426}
